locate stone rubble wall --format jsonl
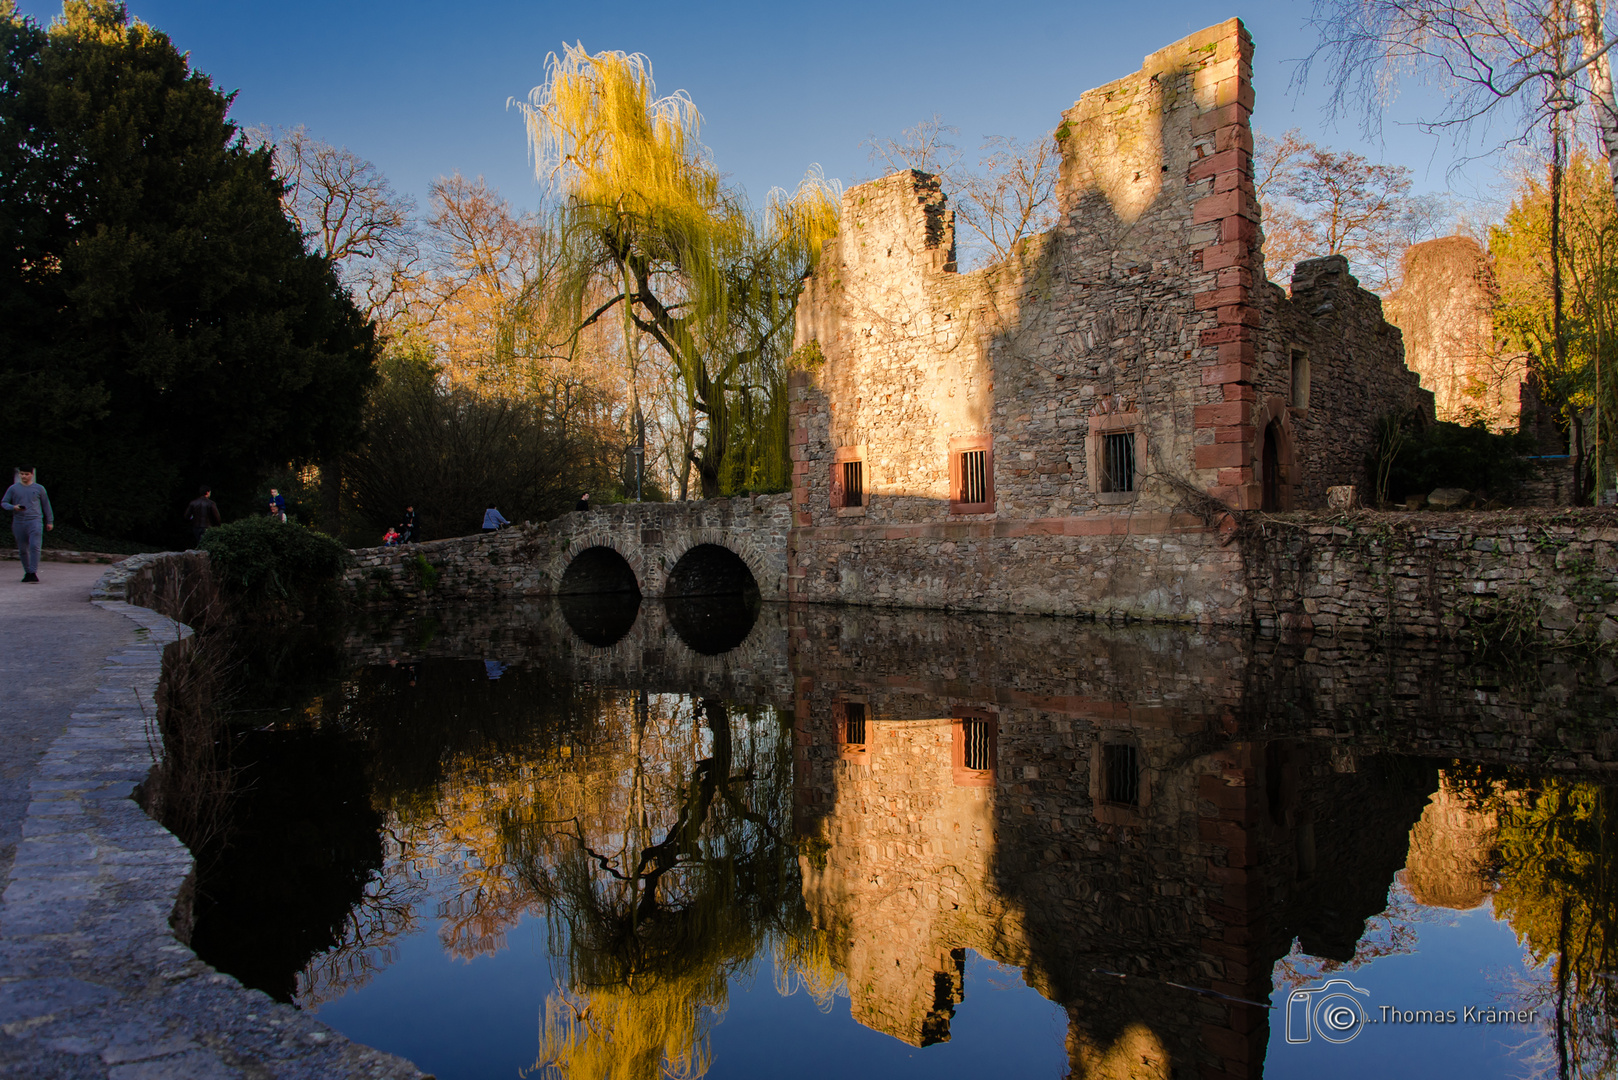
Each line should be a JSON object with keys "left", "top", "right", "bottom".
{"left": 1243, "top": 508, "right": 1618, "bottom": 641}
{"left": 1256, "top": 256, "right": 1433, "bottom": 510}
{"left": 1516, "top": 455, "right": 1576, "bottom": 508}
{"left": 341, "top": 494, "right": 792, "bottom": 606}
{"left": 1383, "top": 235, "right": 1524, "bottom": 429}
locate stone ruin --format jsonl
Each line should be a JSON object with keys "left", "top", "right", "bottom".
{"left": 787, "top": 17, "right": 1435, "bottom": 620}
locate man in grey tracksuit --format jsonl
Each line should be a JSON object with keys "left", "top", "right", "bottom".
{"left": 3, "top": 466, "right": 54, "bottom": 583}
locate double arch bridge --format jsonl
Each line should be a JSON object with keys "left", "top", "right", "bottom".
{"left": 346, "top": 493, "right": 793, "bottom": 618}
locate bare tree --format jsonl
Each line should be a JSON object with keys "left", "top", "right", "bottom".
{"left": 864, "top": 118, "right": 1060, "bottom": 269}
{"left": 1302, "top": 0, "right": 1618, "bottom": 206}
{"left": 951, "top": 133, "right": 1060, "bottom": 264}
{"left": 862, "top": 114, "right": 961, "bottom": 176}
{"left": 1255, "top": 129, "right": 1321, "bottom": 283}
{"left": 1255, "top": 128, "right": 1449, "bottom": 290}
{"left": 250, "top": 125, "right": 419, "bottom": 323}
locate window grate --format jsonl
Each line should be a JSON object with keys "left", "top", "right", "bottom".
{"left": 959, "top": 450, "right": 988, "bottom": 505}
{"left": 1103, "top": 742, "right": 1139, "bottom": 805}
{"left": 1102, "top": 432, "right": 1136, "bottom": 493}
{"left": 843, "top": 702, "right": 866, "bottom": 746}
{"left": 961, "top": 719, "right": 992, "bottom": 771}
{"left": 842, "top": 460, "right": 863, "bottom": 507}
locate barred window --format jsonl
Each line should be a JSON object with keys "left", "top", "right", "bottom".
{"left": 1101, "top": 432, "right": 1136, "bottom": 493}
{"left": 842, "top": 460, "right": 864, "bottom": 507}
{"left": 961, "top": 718, "right": 993, "bottom": 771}
{"left": 958, "top": 450, "right": 988, "bottom": 505}
{"left": 1103, "top": 743, "right": 1140, "bottom": 805}
{"left": 844, "top": 702, "right": 866, "bottom": 746}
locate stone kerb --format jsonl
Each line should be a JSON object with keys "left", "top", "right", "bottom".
{"left": 0, "top": 553, "right": 423, "bottom": 1079}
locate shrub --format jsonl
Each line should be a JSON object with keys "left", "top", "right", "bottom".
{"left": 1366, "top": 415, "right": 1537, "bottom": 504}
{"left": 200, "top": 517, "right": 351, "bottom": 601}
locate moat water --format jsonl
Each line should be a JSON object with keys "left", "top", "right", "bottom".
{"left": 193, "top": 598, "right": 1618, "bottom": 1079}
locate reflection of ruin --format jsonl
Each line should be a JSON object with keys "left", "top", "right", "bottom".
{"left": 784, "top": 601, "right": 1618, "bottom": 1078}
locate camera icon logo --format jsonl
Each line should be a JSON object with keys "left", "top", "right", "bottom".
{"left": 1285, "top": 978, "right": 1370, "bottom": 1044}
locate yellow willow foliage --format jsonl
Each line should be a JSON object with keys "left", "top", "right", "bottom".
{"left": 514, "top": 46, "right": 839, "bottom": 495}
{"left": 532, "top": 975, "right": 724, "bottom": 1080}
{"left": 771, "top": 924, "right": 845, "bottom": 1014}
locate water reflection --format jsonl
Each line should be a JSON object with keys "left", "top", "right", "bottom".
{"left": 558, "top": 590, "right": 641, "bottom": 647}
{"left": 191, "top": 599, "right": 1618, "bottom": 1079}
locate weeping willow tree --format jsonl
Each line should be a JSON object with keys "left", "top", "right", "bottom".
{"left": 515, "top": 46, "right": 839, "bottom": 497}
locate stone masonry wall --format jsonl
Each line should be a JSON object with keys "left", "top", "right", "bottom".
{"left": 1384, "top": 235, "right": 1526, "bottom": 429}
{"left": 1256, "top": 256, "right": 1433, "bottom": 509}
{"left": 1243, "top": 507, "right": 1618, "bottom": 642}
{"left": 786, "top": 19, "right": 1432, "bottom": 619}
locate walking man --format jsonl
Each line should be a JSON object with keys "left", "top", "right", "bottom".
{"left": 400, "top": 505, "right": 418, "bottom": 544}
{"left": 3, "top": 466, "right": 53, "bottom": 583}
{"left": 185, "top": 486, "right": 221, "bottom": 549}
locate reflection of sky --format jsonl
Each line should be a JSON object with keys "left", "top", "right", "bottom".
{"left": 313, "top": 909, "right": 1069, "bottom": 1080}
{"left": 1267, "top": 890, "right": 1552, "bottom": 1080}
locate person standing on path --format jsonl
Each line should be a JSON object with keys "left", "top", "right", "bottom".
{"left": 481, "top": 505, "right": 509, "bottom": 532}
{"left": 2, "top": 467, "right": 53, "bottom": 584}
{"left": 400, "top": 505, "right": 418, "bottom": 543}
{"left": 185, "top": 487, "right": 221, "bottom": 549}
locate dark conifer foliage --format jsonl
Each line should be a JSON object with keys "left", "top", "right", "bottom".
{"left": 0, "top": 1, "right": 376, "bottom": 539}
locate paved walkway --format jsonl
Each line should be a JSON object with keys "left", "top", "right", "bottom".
{"left": 0, "top": 565, "right": 131, "bottom": 889}
{"left": 0, "top": 561, "right": 423, "bottom": 1079}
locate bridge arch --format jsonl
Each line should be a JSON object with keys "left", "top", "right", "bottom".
{"left": 665, "top": 543, "right": 759, "bottom": 597}
{"left": 662, "top": 529, "right": 773, "bottom": 599}
{"left": 555, "top": 533, "right": 645, "bottom": 595}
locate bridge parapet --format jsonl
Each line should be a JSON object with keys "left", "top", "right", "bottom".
{"left": 344, "top": 493, "right": 793, "bottom": 605}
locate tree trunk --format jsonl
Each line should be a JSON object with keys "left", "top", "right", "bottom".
{"left": 1574, "top": 0, "right": 1618, "bottom": 209}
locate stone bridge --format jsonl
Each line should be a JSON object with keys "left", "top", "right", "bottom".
{"left": 344, "top": 493, "right": 792, "bottom": 606}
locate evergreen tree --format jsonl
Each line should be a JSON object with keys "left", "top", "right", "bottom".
{"left": 0, "top": 1, "right": 376, "bottom": 538}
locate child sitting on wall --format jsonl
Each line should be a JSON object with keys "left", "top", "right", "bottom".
{"left": 382, "top": 527, "right": 401, "bottom": 546}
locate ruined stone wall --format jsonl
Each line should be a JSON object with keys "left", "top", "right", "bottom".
{"left": 1243, "top": 508, "right": 1618, "bottom": 641}
{"left": 787, "top": 19, "right": 1432, "bottom": 618}
{"left": 1256, "top": 257, "right": 1434, "bottom": 508}
{"left": 1384, "top": 235, "right": 1526, "bottom": 428}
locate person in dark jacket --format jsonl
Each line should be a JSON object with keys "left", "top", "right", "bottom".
{"left": 3, "top": 466, "right": 53, "bottom": 583}
{"left": 400, "top": 505, "right": 418, "bottom": 543}
{"left": 185, "top": 487, "right": 221, "bottom": 549}
{"left": 576, "top": 492, "right": 591, "bottom": 512}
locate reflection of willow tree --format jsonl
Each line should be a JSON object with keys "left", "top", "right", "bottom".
{"left": 511, "top": 696, "right": 811, "bottom": 1080}
{"left": 285, "top": 667, "right": 826, "bottom": 1078}
{"left": 1451, "top": 770, "right": 1618, "bottom": 1079}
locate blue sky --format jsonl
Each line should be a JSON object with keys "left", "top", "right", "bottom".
{"left": 15, "top": 1, "right": 1512, "bottom": 214}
